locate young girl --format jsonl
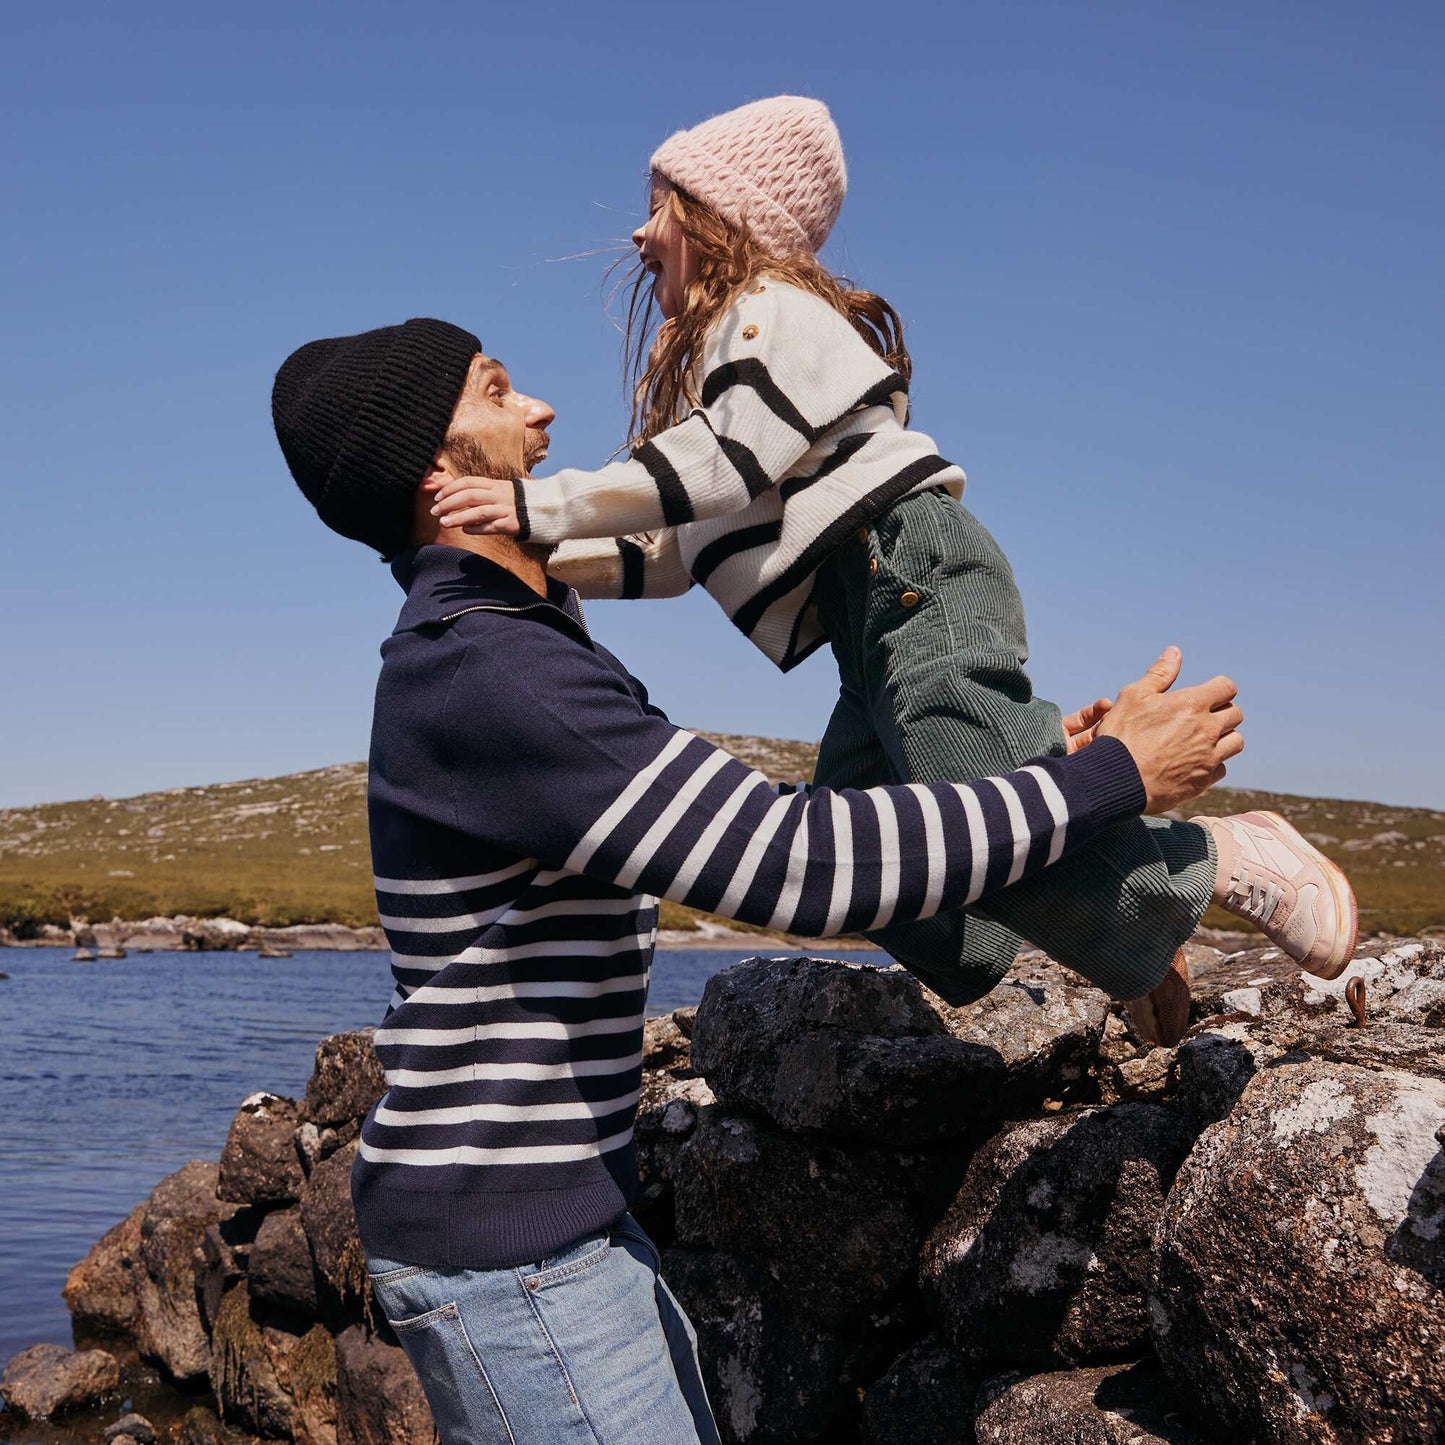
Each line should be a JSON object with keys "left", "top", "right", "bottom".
{"left": 429, "top": 95, "right": 1357, "bottom": 1038}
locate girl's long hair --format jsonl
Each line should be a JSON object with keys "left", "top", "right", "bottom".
{"left": 615, "top": 182, "right": 912, "bottom": 449}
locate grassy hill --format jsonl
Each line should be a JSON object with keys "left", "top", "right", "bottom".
{"left": 2, "top": 737, "right": 1442, "bottom": 938}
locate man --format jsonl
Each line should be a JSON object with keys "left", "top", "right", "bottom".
{"left": 271, "top": 317, "right": 1242, "bottom": 1445}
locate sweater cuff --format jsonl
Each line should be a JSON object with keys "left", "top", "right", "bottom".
{"left": 1060, "top": 735, "right": 1148, "bottom": 832}
{"left": 511, "top": 478, "right": 532, "bottom": 541}
{"left": 514, "top": 475, "right": 573, "bottom": 544}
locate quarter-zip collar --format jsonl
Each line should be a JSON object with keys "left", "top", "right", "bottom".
{"left": 389, "top": 544, "right": 589, "bottom": 641}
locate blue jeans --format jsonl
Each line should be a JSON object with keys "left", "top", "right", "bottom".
{"left": 365, "top": 1213, "right": 720, "bottom": 1445}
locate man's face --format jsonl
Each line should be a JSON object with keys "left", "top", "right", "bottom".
{"left": 442, "top": 354, "right": 555, "bottom": 479}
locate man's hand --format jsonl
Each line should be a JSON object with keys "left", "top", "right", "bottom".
{"left": 1063, "top": 697, "right": 1112, "bottom": 754}
{"left": 1095, "top": 646, "right": 1244, "bottom": 813}
{"left": 425, "top": 475, "right": 521, "bottom": 536}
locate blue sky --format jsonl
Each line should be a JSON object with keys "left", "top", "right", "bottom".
{"left": 2, "top": 2, "right": 1441, "bottom": 810}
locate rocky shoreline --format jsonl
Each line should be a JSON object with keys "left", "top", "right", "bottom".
{"left": 0, "top": 915, "right": 848, "bottom": 955}
{"left": 0, "top": 918, "right": 388, "bottom": 954}
{"left": 3, "top": 935, "right": 1442, "bottom": 1443}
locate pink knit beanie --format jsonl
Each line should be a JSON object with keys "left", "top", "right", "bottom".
{"left": 649, "top": 95, "right": 847, "bottom": 259}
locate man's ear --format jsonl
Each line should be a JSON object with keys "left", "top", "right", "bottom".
{"left": 410, "top": 474, "right": 447, "bottom": 546}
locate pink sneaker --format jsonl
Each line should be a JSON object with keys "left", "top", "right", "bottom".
{"left": 1193, "top": 811, "right": 1359, "bottom": 980}
{"left": 1126, "top": 948, "right": 1192, "bottom": 1047}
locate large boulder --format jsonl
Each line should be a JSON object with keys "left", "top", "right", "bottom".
{"left": 300, "top": 1139, "right": 365, "bottom": 1317}
{"left": 209, "top": 1282, "right": 336, "bottom": 1444}
{"left": 137, "top": 1160, "right": 235, "bottom": 1383}
{"left": 1188, "top": 938, "right": 1445, "bottom": 1030}
{"left": 1177, "top": 1014, "right": 1445, "bottom": 1130}
{"left": 661, "top": 1249, "right": 887, "bottom": 1445}
{"left": 922, "top": 1103, "right": 1193, "bottom": 1370}
{"left": 305, "top": 1033, "right": 386, "bottom": 1132}
{"left": 860, "top": 1334, "right": 978, "bottom": 1445}
{"left": 928, "top": 954, "right": 1112, "bottom": 1109}
{"left": 973, "top": 1358, "right": 1199, "bottom": 1444}
{"left": 0, "top": 1342, "right": 121, "bottom": 1420}
{"left": 333, "top": 1325, "right": 435, "bottom": 1445}
{"left": 691, "top": 956, "right": 1106, "bottom": 1146}
{"left": 217, "top": 1093, "right": 305, "bottom": 1206}
{"left": 1152, "top": 1059, "right": 1445, "bottom": 1443}
{"left": 250, "top": 1206, "right": 322, "bottom": 1319}
{"left": 64, "top": 1200, "right": 146, "bottom": 1339}
{"left": 675, "top": 1106, "right": 958, "bottom": 1331}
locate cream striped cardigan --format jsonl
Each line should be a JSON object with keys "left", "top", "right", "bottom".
{"left": 533, "top": 279, "right": 965, "bottom": 671}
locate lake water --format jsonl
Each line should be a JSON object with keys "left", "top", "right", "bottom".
{"left": 0, "top": 944, "right": 880, "bottom": 1371}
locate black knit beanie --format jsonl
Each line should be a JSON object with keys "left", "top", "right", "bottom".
{"left": 271, "top": 318, "right": 481, "bottom": 557}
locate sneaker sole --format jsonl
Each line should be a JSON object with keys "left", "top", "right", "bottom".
{"left": 1255, "top": 811, "right": 1359, "bottom": 980}
{"left": 1125, "top": 949, "right": 1192, "bottom": 1047}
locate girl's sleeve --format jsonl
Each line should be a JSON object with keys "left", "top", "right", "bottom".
{"left": 513, "top": 283, "right": 905, "bottom": 544}
{"left": 547, "top": 530, "right": 694, "bottom": 600}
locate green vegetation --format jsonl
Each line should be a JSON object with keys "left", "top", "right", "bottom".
{"left": 2, "top": 740, "right": 1442, "bottom": 938}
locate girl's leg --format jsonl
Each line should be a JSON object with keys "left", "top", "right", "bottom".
{"left": 813, "top": 644, "right": 1023, "bottom": 1005}
{"left": 823, "top": 490, "right": 1215, "bottom": 1004}
{"left": 813, "top": 520, "right": 1024, "bottom": 1006}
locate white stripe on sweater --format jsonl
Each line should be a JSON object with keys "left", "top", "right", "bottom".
{"left": 614, "top": 745, "right": 732, "bottom": 889}
{"left": 566, "top": 729, "right": 693, "bottom": 873}
{"left": 714, "top": 790, "right": 794, "bottom": 920}
{"left": 373, "top": 860, "right": 536, "bottom": 895}
{"left": 992, "top": 775, "right": 1033, "bottom": 888}
{"left": 379, "top": 906, "right": 513, "bottom": 935}
{"left": 398, "top": 974, "right": 647, "bottom": 1009}
{"left": 372, "top": 1086, "right": 638, "bottom": 1132}
{"left": 382, "top": 1054, "right": 643, "bottom": 1088}
{"left": 911, "top": 784, "right": 948, "bottom": 920}
{"left": 374, "top": 1087, "right": 640, "bottom": 1129}
{"left": 665, "top": 768, "right": 774, "bottom": 898}
{"left": 957, "top": 785, "right": 990, "bottom": 907}
{"left": 358, "top": 1127, "right": 635, "bottom": 1167}
{"left": 823, "top": 791, "right": 854, "bottom": 938}
{"left": 1022, "top": 764, "right": 1070, "bottom": 866}
{"left": 766, "top": 803, "right": 810, "bottom": 932}
{"left": 388, "top": 933, "right": 652, "bottom": 974}
{"left": 864, "top": 788, "right": 902, "bottom": 931}
{"left": 376, "top": 1015, "right": 640, "bottom": 1048}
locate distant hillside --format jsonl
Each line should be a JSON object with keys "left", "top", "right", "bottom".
{"left": 2, "top": 738, "right": 1442, "bottom": 937}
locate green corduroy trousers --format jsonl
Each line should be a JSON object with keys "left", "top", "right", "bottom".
{"left": 812, "top": 488, "right": 1216, "bottom": 1006}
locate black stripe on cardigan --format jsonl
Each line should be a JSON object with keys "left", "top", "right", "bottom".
{"left": 779, "top": 432, "right": 875, "bottom": 503}
{"left": 618, "top": 539, "right": 646, "bottom": 599}
{"left": 700, "top": 358, "right": 820, "bottom": 442}
{"left": 714, "top": 433, "right": 776, "bottom": 500}
{"left": 690, "top": 520, "right": 785, "bottom": 586}
{"left": 512, "top": 478, "right": 532, "bottom": 540}
{"left": 729, "top": 455, "right": 956, "bottom": 647}
{"left": 634, "top": 440, "right": 695, "bottom": 525}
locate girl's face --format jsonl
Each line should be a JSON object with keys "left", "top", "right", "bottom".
{"left": 632, "top": 178, "right": 697, "bottom": 319}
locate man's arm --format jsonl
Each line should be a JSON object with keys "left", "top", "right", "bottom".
{"left": 547, "top": 530, "right": 694, "bottom": 600}
{"left": 443, "top": 627, "right": 1239, "bottom": 938}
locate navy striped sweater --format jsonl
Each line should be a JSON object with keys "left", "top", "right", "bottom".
{"left": 355, "top": 545, "right": 1147, "bottom": 1269}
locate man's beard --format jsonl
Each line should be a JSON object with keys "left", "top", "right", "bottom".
{"left": 442, "top": 432, "right": 512, "bottom": 481}
{"left": 440, "top": 431, "right": 555, "bottom": 562}
{"left": 441, "top": 427, "right": 550, "bottom": 480}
